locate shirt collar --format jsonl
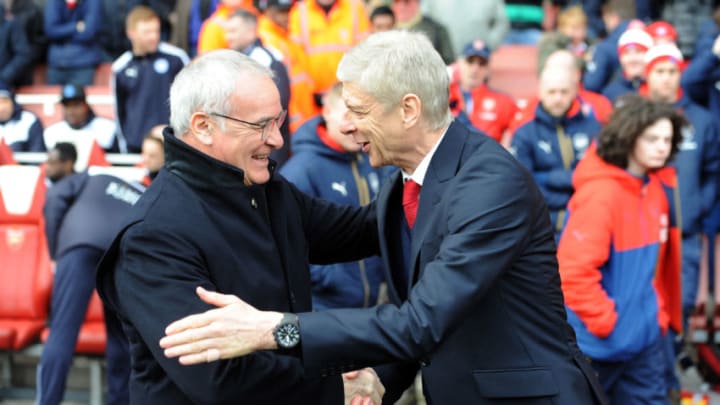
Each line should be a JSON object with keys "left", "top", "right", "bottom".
{"left": 401, "top": 127, "right": 448, "bottom": 186}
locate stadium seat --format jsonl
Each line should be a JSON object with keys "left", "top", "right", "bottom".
{"left": 0, "top": 165, "right": 52, "bottom": 351}
{"left": 44, "top": 131, "right": 111, "bottom": 172}
{"left": 0, "top": 139, "right": 16, "bottom": 165}
{"left": 93, "top": 63, "right": 113, "bottom": 87}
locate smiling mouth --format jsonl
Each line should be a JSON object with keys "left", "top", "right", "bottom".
{"left": 253, "top": 154, "right": 269, "bottom": 161}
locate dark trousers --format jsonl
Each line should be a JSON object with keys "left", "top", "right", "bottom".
{"left": 36, "top": 246, "right": 130, "bottom": 405}
{"left": 591, "top": 334, "right": 669, "bottom": 405}
{"left": 46, "top": 66, "right": 96, "bottom": 86}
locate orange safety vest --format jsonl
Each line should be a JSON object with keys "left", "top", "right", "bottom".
{"left": 289, "top": 0, "right": 369, "bottom": 95}
{"left": 259, "top": 16, "right": 318, "bottom": 133}
{"left": 197, "top": 1, "right": 257, "bottom": 54}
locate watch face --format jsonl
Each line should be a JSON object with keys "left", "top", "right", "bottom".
{"left": 275, "top": 323, "right": 300, "bottom": 348}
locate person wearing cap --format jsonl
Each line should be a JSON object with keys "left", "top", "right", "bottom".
{"left": 641, "top": 43, "right": 720, "bottom": 348}
{"left": 44, "top": 84, "right": 119, "bottom": 154}
{"left": 256, "top": 0, "right": 317, "bottom": 133}
{"left": 112, "top": 5, "right": 189, "bottom": 153}
{"left": 582, "top": 5, "right": 642, "bottom": 93}
{"left": 448, "top": 39, "right": 518, "bottom": 145}
{"left": 0, "top": 81, "right": 45, "bottom": 152}
{"left": 225, "top": 8, "right": 292, "bottom": 166}
{"left": 647, "top": 20, "right": 678, "bottom": 45}
{"left": 511, "top": 62, "right": 602, "bottom": 240}
{"left": 37, "top": 161, "right": 142, "bottom": 405}
{"left": 601, "top": 27, "right": 653, "bottom": 102}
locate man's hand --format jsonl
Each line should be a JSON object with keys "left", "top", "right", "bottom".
{"left": 159, "top": 286, "right": 282, "bottom": 365}
{"left": 343, "top": 368, "right": 385, "bottom": 405}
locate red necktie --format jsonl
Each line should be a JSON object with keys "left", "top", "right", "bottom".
{"left": 402, "top": 179, "right": 421, "bottom": 229}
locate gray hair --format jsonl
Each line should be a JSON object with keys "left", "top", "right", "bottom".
{"left": 336, "top": 30, "right": 452, "bottom": 131}
{"left": 169, "top": 49, "right": 273, "bottom": 136}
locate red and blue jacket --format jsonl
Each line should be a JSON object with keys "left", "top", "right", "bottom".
{"left": 558, "top": 146, "right": 682, "bottom": 362}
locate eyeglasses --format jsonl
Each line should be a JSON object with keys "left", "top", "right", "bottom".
{"left": 209, "top": 110, "right": 287, "bottom": 142}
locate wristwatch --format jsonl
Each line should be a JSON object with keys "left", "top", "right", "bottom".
{"left": 273, "top": 313, "right": 300, "bottom": 349}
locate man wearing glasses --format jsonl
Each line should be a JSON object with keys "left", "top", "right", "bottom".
{"left": 96, "top": 50, "right": 384, "bottom": 404}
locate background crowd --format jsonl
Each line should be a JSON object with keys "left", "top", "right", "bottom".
{"left": 3, "top": 0, "right": 720, "bottom": 404}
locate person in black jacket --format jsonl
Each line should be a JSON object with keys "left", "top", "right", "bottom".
{"left": 0, "top": 3, "right": 33, "bottom": 88}
{"left": 96, "top": 49, "right": 384, "bottom": 404}
{"left": 39, "top": 171, "right": 142, "bottom": 405}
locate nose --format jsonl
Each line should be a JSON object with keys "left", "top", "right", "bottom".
{"left": 339, "top": 110, "right": 356, "bottom": 136}
{"left": 265, "top": 121, "right": 285, "bottom": 149}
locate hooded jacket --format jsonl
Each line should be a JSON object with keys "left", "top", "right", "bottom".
{"left": 280, "top": 116, "right": 389, "bottom": 309}
{"left": 558, "top": 147, "right": 682, "bottom": 362}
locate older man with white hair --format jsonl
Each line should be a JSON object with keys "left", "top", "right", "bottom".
{"left": 159, "top": 31, "right": 607, "bottom": 405}
{"left": 96, "top": 49, "right": 384, "bottom": 405}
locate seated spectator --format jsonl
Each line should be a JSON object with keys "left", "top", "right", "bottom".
{"left": 0, "top": 81, "right": 44, "bottom": 152}
{"left": 112, "top": 5, "right": 189, "bottom": 153}
{"left": 558, "top": 97, "right": 684, "bottom": 404}
{"left": 557, "top": 5, "right": 589, "bottom": 59}
{"left": 392, "top": 0, "right": 454, "bottom": 63}
{"left": 602, "top": 28, "right": 653, "bottom": 102}
{"left": 369, "top": 5, "right": 395, "bottom": 33}
{"left": 45, "top": 142, "right": 76, "bottom": 185}
{"left": 44, "top": 84, "right": 118, "bottom": 153}
{"left": 511, "top": 64, "right": 601, "bottom": 239}
{"left": 0, "top": 3, "right": 34, "bottom": 88}
{"left": 280, "top": 82, "right": 389, "bottom": 309}
{"left": 43, "top": 0, "right": 104, "bottom": 85}
{"left": 448, "top": 40, "right": 518, "bottom": 145}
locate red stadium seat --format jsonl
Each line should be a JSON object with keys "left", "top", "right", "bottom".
{"left": 0, "top": 139, "right": 16, "bottom": 165}
{"left": 0, "top": 166, "right": 52, "bottom": 351}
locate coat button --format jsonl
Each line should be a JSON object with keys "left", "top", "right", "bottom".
{"left": 251, "top": 198, "right": 258, "bottom": 209}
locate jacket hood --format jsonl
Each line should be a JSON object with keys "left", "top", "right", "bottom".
{"left": 291, "top": 116, "right": 354, "bottom": 162}
{"left": 573, "top": 145, "right": 644, "bottom": 193}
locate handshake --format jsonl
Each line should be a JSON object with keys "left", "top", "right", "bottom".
{"left": 343, "top": 368, "right": 386, "bottom": 405}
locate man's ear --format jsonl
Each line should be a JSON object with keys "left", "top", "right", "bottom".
{"left": 189, "top": 111, "right": 214, "bottom": 145}
{"left": 400, "top": 93, "right": 421, "bottom": 129}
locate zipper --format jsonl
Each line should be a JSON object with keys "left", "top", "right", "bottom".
{"left": 351, "top": 157, "right": 372, "bottom": 306}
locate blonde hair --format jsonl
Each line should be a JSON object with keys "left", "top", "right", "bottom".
{"left": 557, "top": 5, "right": 587, "bottom": 29}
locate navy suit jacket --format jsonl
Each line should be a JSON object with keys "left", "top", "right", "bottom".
{"left": 297, "top": 122, "right": 607, "bottom": 404}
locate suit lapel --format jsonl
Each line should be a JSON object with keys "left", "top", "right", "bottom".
{"left": 376, "top": 171, "right": 405, "bottom": 305}
{"left": 408, "top": 123, "right": 467, "bottom": 289}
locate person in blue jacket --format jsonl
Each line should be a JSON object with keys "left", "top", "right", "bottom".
{"left": 280, "top": 82, "right": 390, "bottom": 310}
{"left": 0, "top": 2, "right": 33, "bottom": 88}
{"left": 582, "top": 6, "right": 640, "bottom": 93}
{"left": 0, "top": 81, "right": 44, "bottom": 152}
{"left": 38, "top": 169, "right": 143, "bottom": 405}
{"left": 511, "top": 63, "right": 601, "bottom": 239}
{"left": 43, "top": 0, "right": 104, "bottom": 85}
{"left": 642, "top": 43, "right": 720, "bottom": 328}
{"left": 601, "top": 28, "right": 653, "bottom": 102}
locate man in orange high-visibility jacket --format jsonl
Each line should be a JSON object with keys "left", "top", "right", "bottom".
{"left": 197, "top": 0, "right": 256, "bottom": 54}
{"left": 289, "top": 0, "right": 369, "bottom": 103}
{"left": 258, "top": 0, "right": 318, "bottom": 132}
